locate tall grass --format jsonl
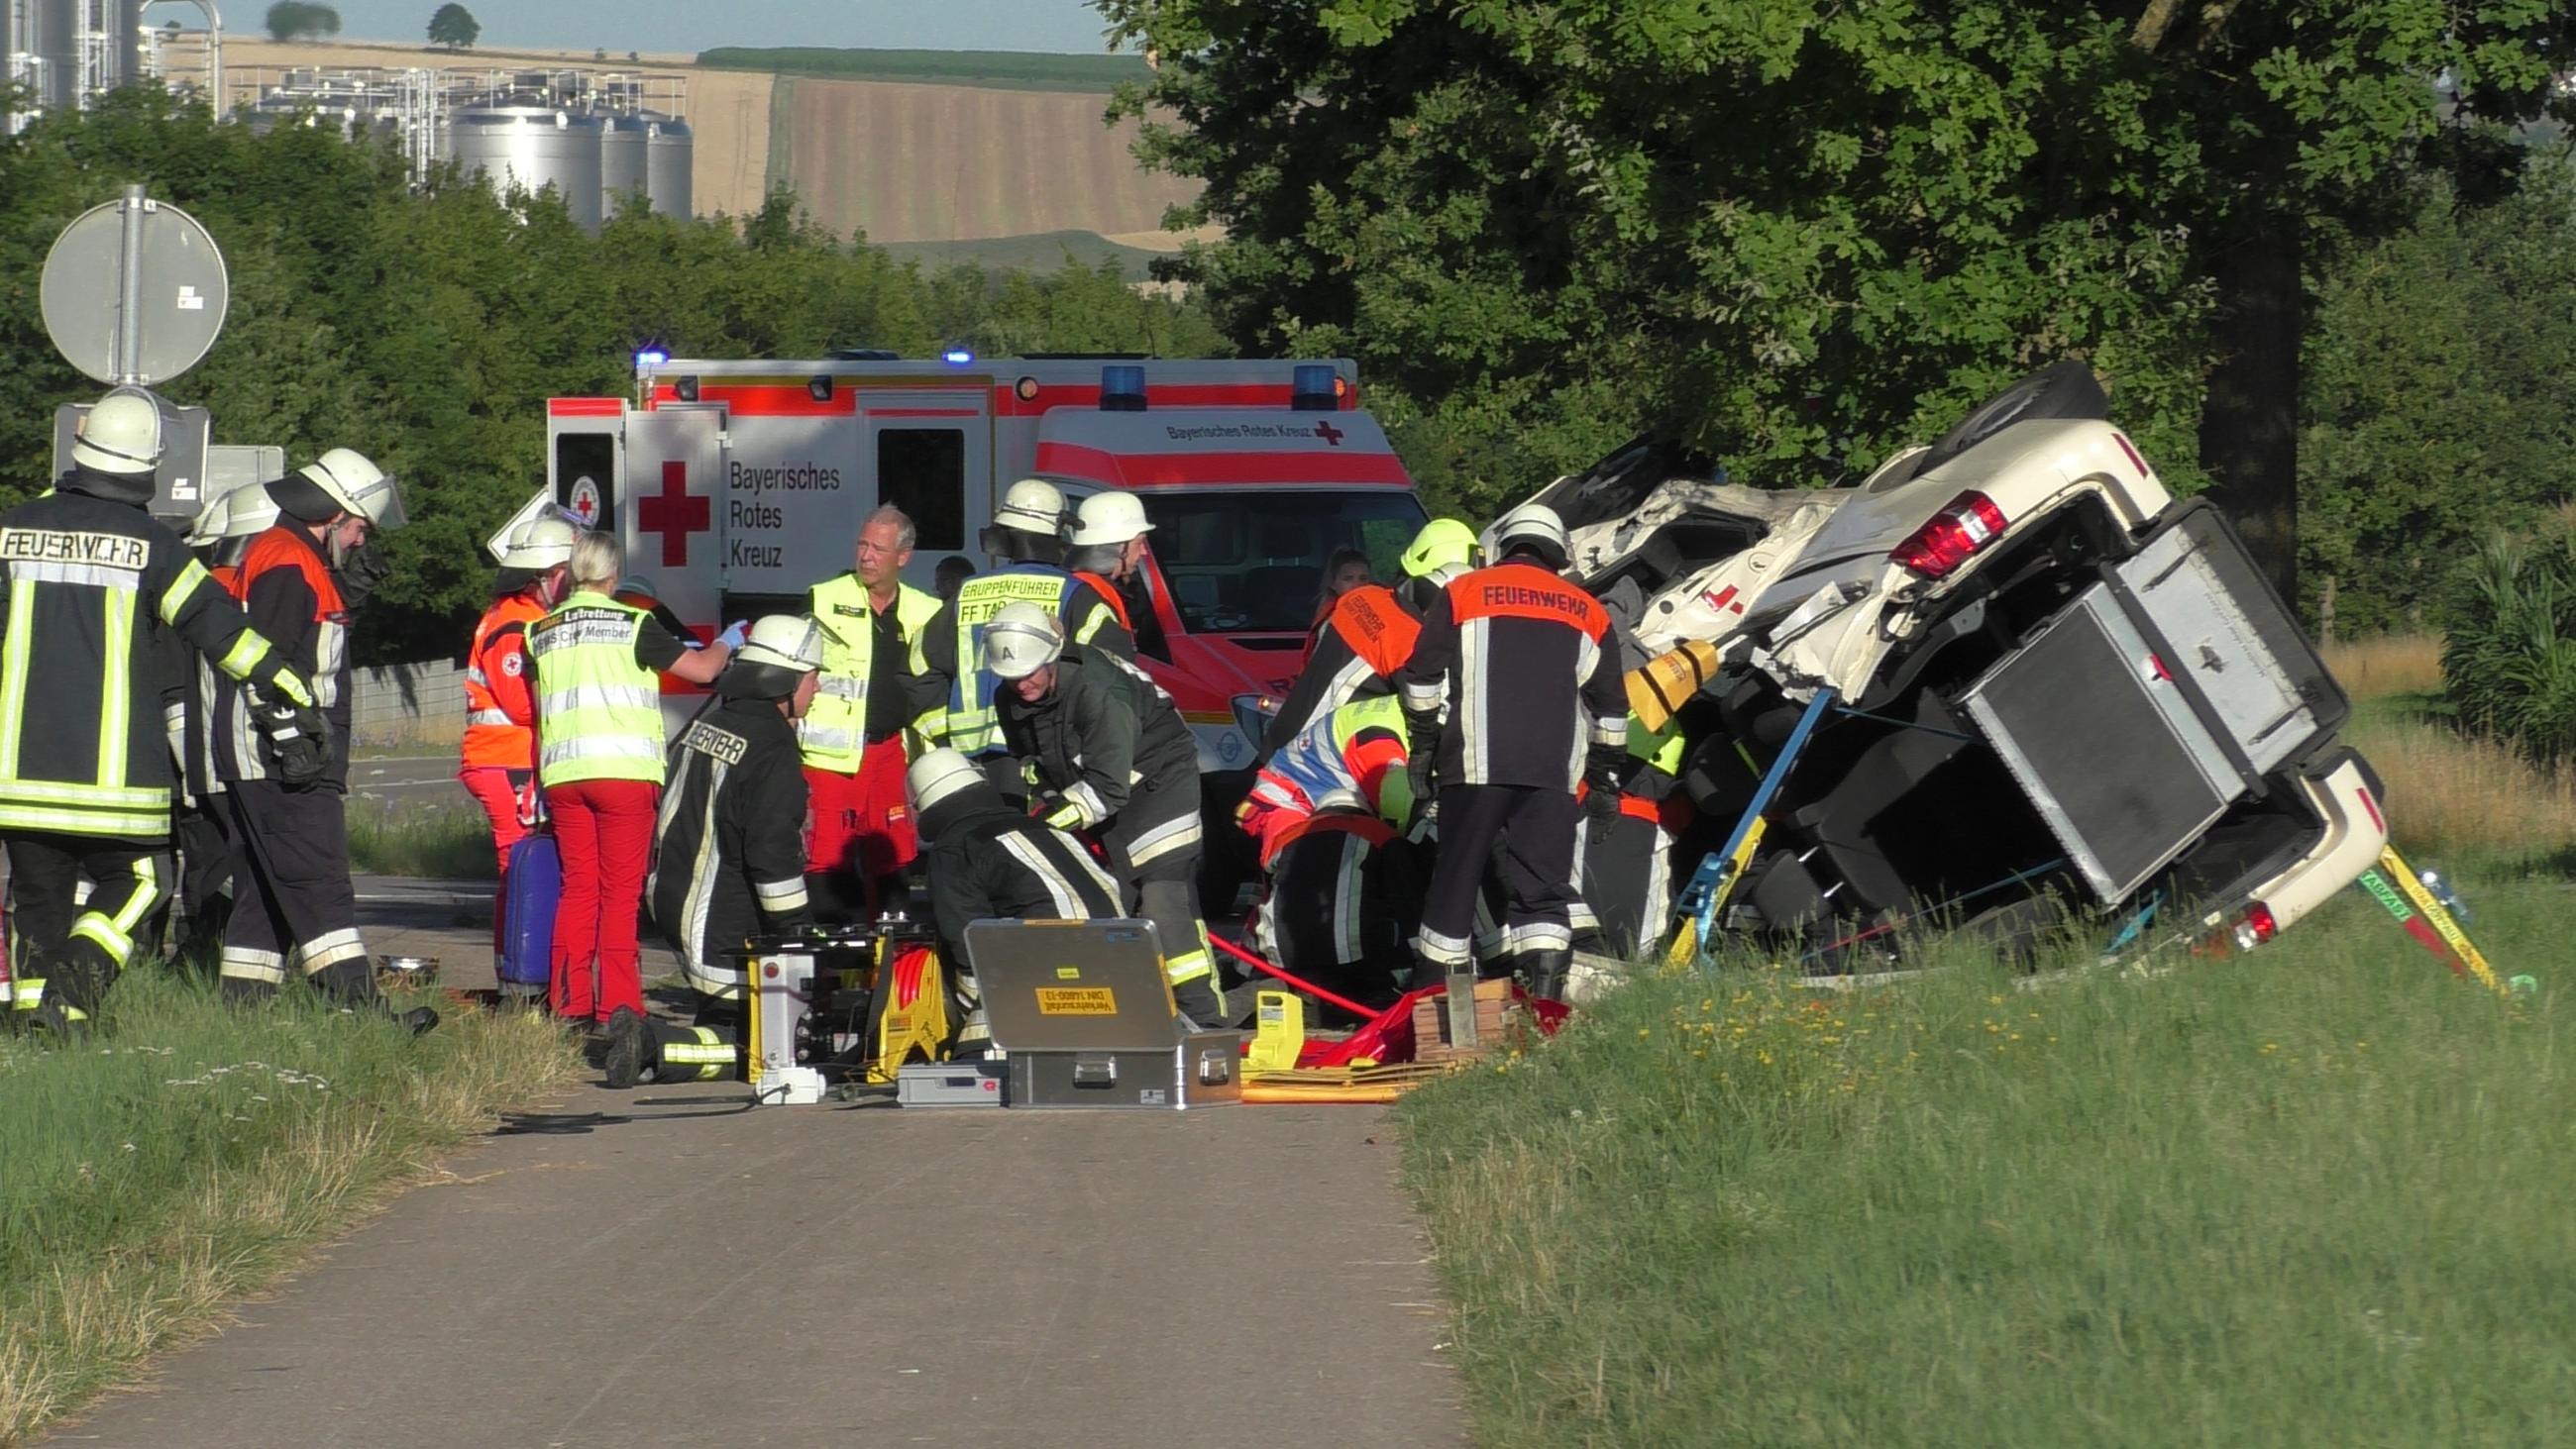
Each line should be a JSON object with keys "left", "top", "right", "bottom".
{"left": 344, "top": 799, "right": 499, "bottom": 880}
{"left": 2345, "top": 696, "right": 2576, "bottom": 872}
{"left": 2322, "top": 632, "right": 2446, "bottom": 700}
{"left": 2443, "top": 530, "right": 2576, "bottom": 762}
{"left": 0, "top": 970, "right": 579, "bottom": 1442}
{"left": 1399, "top": 880, "right": 2571, "bottom": 1447}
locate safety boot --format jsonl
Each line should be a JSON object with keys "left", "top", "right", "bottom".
{"left": 1518, "top": 948, "right": 1572, "bottom": 1005}
{"left": 27, "top": 995, "right": 89, "bottom": 1048}
{"left": 1171, "top": 975, "right": 1226, "bottom": 1031}
{"left": 388, "top": 1005, "right": 441, "bottom": 1038}
{"left": 601, "top": 1007, "right": 648, "bottom": 1089}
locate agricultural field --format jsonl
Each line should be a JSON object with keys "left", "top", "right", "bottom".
{"left": 776, "top": 75, "right": 1199, "bottom": 244}
{"left": 696, "top": 47, "right": 1147, "bottom": 91}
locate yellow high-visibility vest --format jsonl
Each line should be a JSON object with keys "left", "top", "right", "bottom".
{"left": 801, "top": 574, "right": 940, "bottom": 772}
{"left": 528, "top": 594, "right": 665, "bottom": 788}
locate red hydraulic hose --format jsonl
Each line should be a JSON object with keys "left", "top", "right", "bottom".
{"left": 1207, "top": 933, "right": 1377, "bottom": 1019}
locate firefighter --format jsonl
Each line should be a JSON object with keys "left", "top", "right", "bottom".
{"left": 1261, "top": 517, "right": 1480, "bottom": 758}
{"left": 981, "top": 602, "right": 1226, "bottom": 1024}
{"left": 802, "top": 505, "right": 942, "bottom": 921}
{"left": 156, "top": 481, "right": 280, "bottom": 963}
{"left": 1240, "top": 693, "right": 1424, "bottom": 1013}
{"left": 1, "top": 389, "right": 324, "bottom": 1038}
{"left": 907, "top": 478, "right": 1127, "bottom": 758}
{"left": 635, "top": 616, "right": 826, "bottom": 1088}
{"left": 1395, "top": 502, "right": 1628, "bottom": 1003}
{"left": 908, "top": 747, "right": 1121, "bottom": 987}
{"left": 1574, "top": 712, "right": 1692, "bottom": 960}
{"left": 211, "top": 450, "right": 433, "bottom": 1028}
{"left": 525, "top": 530, "right": 732, "bottom": 1043}
{"left": 1063, "top": 490, "right": 1155, "bottom": 660}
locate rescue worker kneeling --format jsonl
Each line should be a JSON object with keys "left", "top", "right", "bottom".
{"left": 910, "top": 747, "right": 1122, "bottom": 1002}
{"left": 981, "top": 602, "right": 1226, "bottom": 1024}
{"left": 635, "top": 616, "right": 828, "bottom": 1089}
{"left": 1239, "top": 693, "right": 1422, "bottom": 1015}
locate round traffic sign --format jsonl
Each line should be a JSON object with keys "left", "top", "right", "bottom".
{"left": 40, "top": 195, "right": 231, "bottom": 386}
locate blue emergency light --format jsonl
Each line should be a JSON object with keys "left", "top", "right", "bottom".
{"left": 942, "top": 346, "right": 976, "bottom": 365}
{"left": 633, "top": 346, "right": 670, "bottom": 371}
{"left": 1291, "top": 363, "right": 1340, "bottom": 411}
{"left": 1101, "top": 363, "right": 1147, "bottom": 412}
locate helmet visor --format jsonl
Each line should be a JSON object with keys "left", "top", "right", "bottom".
{"left": 353, "top": 473, "right": 409, "bottom": 531}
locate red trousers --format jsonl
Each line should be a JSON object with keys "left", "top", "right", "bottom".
{"left": 805, "top": 736, "right": 916, "bottom": 883}
{"left": 545, "top": 777, "right": 658, "bottom": 1022}
{"left": 460, "top": 766, "right": 530, "bottom": 957}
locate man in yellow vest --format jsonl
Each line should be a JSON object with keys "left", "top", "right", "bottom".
{"left": 803, "top": 505, "right": 943, "bottom": 920}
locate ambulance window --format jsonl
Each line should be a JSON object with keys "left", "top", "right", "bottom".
{"left": 879, "top": 430, "right": 966, "bottom": 549}
{"left": 555, "top": 433, "right": 615, "bottom": 521}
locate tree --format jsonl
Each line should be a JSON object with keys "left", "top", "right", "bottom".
{"left": 428, "top": 3, "right": 480, "bottom": 51}
{"left": 1099, "top": 1, "right": 2573, "bottom": 584}
{"left": 263, "top": 1, "right": 339, "bottom": 42}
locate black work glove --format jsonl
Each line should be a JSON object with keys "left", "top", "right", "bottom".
{"left": 335, "top": 542, "right": 394, "bottom": 608}
{"left": 266, "top": 702, "right": 332, "bottom": 788}
{"left": 1583, "top": 783, "right": 1622, "bottom": 832}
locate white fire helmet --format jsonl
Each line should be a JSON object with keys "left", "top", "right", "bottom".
{"left": 907, "top": 748, "right": 985, "bottom": 814}
{"left": 1487, "top": 501, "right": 1570, "bottom": 569}
{"left": 186, "top": 478, "right": 282, "bottom": 548}
{"left": 499, "top": 511, "right": 585, "bottom": 570}
{"left": 992, "top": 477, "right": 1068, "bottom": 536}
{"left": 299, "top": 448, "right": 409, "bottom": 530}
{"left": 71, "top": 387, "right": 165, "bottom": 476}
{"left": 1069, "top": 490, "right": 1155, "bottom": 547}
{"left": 734, "top": 614, "right": 826, "bottom": 673}
{"left": 980, "top": 601, "right": 1064, "bottom": 681}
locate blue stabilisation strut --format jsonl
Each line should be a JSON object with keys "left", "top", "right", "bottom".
{"left": 1669, "top": 686, "right": 1837, "bottom": 967}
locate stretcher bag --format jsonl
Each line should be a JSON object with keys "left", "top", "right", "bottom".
{"left": 498, "top": 832, "right": 559, "bottom": 990}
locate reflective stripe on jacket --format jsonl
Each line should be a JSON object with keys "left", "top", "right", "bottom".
{"left": 527, "top": 594, "right": 665, "bottom": 788}
{"left": 462, "top": 592, "right": 547, "bottom": 770}
{"left": 801, "top": 574, "right": 939, "bottom": 772}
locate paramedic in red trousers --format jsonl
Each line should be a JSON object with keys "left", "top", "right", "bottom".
{"left": 211, "top": 450, "right": 435, "bottom": 1031}
{"left": 525, "top": 531, "right": 732, "bottom": 1044}
{"left": 459, "top": 514, "right": 581, "bottom": 951}
{"left": 636, "top": 616, "right": 827, "bottom": 1088}
{"left": 1395, "top": 502, "right": 1628, "bottom": 1004}
{"left": 908, "top": 479, "right": 1130, "bottom": 762}
{"left": 802, "top": 505, "right": 941, "bottom": 920}
{"left": 982, "top": 602, "right": 1226, "bottom": 1025}
{"left": 1260, "top": 517, "right": 1480, "bottom": 759}
{"left": 0, "top": 392, "right": 325, "bottom": 1038}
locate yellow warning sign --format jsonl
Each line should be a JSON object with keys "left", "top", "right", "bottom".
{"left": 1054, "top": 967, "right": 1082, "bottom": 980}
{"left": 1037, "top": 987, "right": 1118, "bottom": 1015}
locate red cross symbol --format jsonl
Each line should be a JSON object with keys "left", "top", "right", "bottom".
{"left": 1314, "top": 420, "right": 1344, "bottom": 447}
{"left": 639, "top": 460, "right": 711, "bottom": 567}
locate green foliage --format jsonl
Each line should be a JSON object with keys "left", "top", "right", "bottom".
{"left": 0, "top": 90, "right": 1225, "bottom": 665}
{"left": 262, "top": 1, "right": 339, "bottom": 42}
{"left": 2443, "top": 523, "right": 2576, "bottom": 763}
{"left": 695, "top": 47, "right": 1148, "bottom": 92}
{"left": 1400, "top": 879, "right": 2574, "bottom": 1446}
{"left": 2302, "top": 154, "right": 2576, "bottom": 632}
{"left": 426, "top": 3, "right": 480, "bottom": 51}
{"left": 1099, "top": 0, "right": 2572, "bottom": 526}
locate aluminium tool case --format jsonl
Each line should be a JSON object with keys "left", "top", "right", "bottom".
{"left": 965, "top": 919, "right": 1242, "bottom": 1110}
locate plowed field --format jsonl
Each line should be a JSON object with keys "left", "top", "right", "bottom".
{"left": 782, "top": 77, "right": 1199, "bottom": 244}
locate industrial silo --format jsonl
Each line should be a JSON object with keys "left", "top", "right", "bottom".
{"left": 449, "top": 103, "right": 606, "bottom": 233}
{"left": 598, "top": 110, "right": 649, "bottom": 219}
{"left": 643, "top": 112, "right": 692, "bottom": 218}
{"left": 35, "top": 0, "right": 75, "bottom": 108}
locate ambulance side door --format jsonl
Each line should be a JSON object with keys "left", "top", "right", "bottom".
{"left": 861, "top": 388, "right": 991, "bottom": 591}
{"left": 617, "top": 404, "right": 727, "bottom": 636}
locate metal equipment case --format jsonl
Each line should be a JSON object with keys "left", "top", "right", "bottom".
{"left": 966, "top": 920, "right": 1242, "bottom": 1110}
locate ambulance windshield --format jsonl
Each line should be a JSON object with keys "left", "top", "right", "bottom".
{"left": 1141, "top": 489, "right": 1429, "bottom": 635}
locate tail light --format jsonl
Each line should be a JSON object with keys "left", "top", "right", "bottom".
{"left": 1889, "top": 491, "right": 2007, "bottom": 578}
{"left": 2232, "top": 902, "right": 2278, "bottom": 952}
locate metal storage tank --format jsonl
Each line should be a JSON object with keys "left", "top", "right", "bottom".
{"left": 597, "top": 110, "right": 649, "bottom": 219}
{"left": 449, "top": 103, "right": 605, "bottom": 233}
{"left": 643, "top": 112, "right": 692, "bottom": 218}
{"left": 35, "top": 0, "right": 75, "bottom": 108}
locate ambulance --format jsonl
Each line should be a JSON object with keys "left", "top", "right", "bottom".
{"left": 540, "top": 353, "right": 1429, "bottom": 892}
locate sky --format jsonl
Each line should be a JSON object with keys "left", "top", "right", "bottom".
{"left": 220, "top": 0, "right": 1121, "bottom": 55}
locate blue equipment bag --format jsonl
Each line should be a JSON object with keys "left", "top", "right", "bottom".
{"left": 499, "top": 832, "right": 560, "bottom": 989}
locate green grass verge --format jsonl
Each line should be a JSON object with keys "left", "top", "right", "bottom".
{"left": 0, "top": 969, "right": 581, "bottom": 1441}
{"left": 1398, "top": 879, "right": 2573, "bottom": 1446}
{"left": 345, "top": 798, "right": 498, "bottom": 881}
{"left": 765, "top": 72, "right": 797, "bottom": 201}
{"left": 697, "top": 47, "right": 1148, "bottom": 92}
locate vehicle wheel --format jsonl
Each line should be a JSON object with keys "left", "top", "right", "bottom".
{"left": 1918, "top": 362, "right": 2110, "bottom": 473}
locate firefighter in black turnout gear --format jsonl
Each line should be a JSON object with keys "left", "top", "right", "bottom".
{"left": 0, "top": 389, "right": 321, "bottom": 1037}
{"left": 212, "top": 450, "right": 433, "bottom": 1031}
{"left": 909, "top": 747, "right": 1123, "bottom": 983}
{"left": 636, "top": 616, "right": 827, "bottom": 1088}
{"left": 1395, "top": 502, "right": 1629, "bottom": 1002}
{"left": 982, "top": 602, "right": 1225, "bottom": 1024}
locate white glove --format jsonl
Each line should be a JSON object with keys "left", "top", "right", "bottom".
{"left": 715, "top": 619, "right": 750, "bottom": 651}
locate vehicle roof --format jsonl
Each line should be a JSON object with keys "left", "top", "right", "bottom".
{"left": 1032, "top": 408, "right": 1410, "bottom": 490}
